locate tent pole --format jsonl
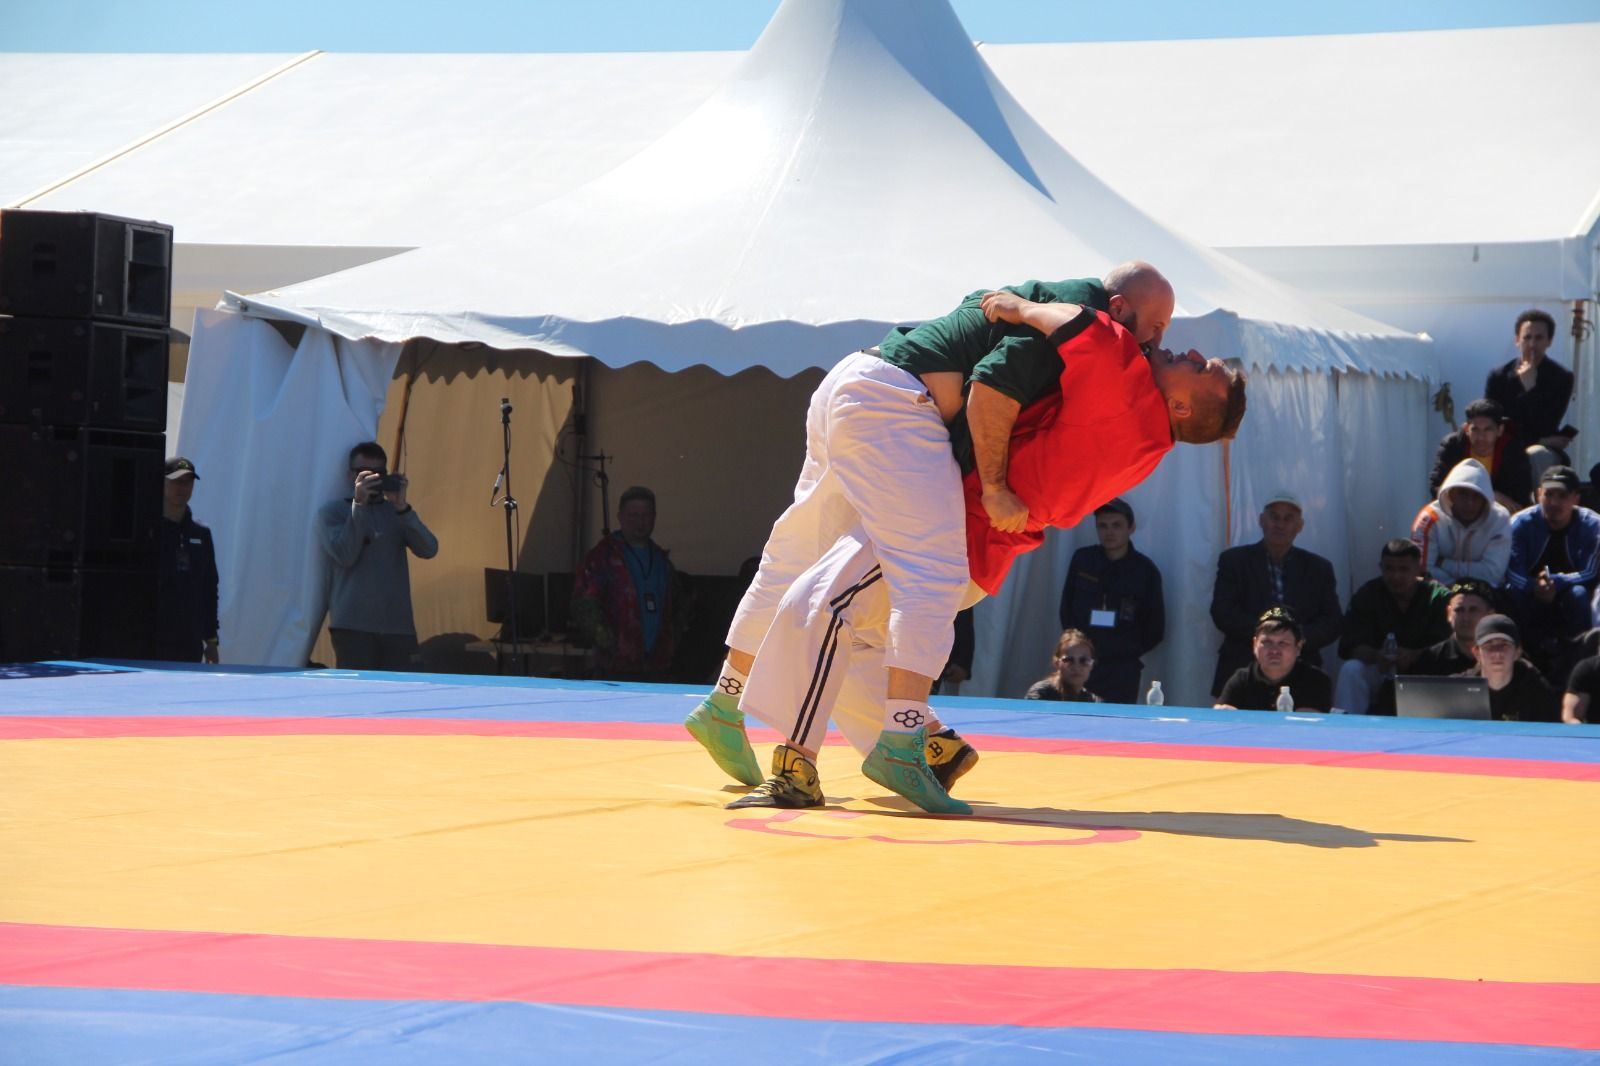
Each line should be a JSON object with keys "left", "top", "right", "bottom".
{"left": 1572, "top": 300, "right": 1588, "bottom": 389}
{"left": 572, "top": 359, "right": 591, "bottom": 575}
{"left": 390, "top": 343, "right": 417, "bottom": 469}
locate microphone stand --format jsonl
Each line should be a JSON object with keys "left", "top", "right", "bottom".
{"left": 493, "top": 397, "right": 523, "bottom": 675}
{"left": 581, "top": 452, "right": 612, "bottom": 536}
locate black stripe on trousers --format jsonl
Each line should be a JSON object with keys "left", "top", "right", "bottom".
{"left": 792, "top": 566, "right": 884, "bottom": 747}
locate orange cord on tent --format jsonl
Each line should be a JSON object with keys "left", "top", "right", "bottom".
{"left": 1221, "top": 439, "right": 1232, "bottom": 542}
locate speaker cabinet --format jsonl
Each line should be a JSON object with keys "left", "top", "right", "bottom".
{"left": 0, "top": 210, "right": 172, "bottom": 326}
{"left": 0, "top": 316, "right": 168, "bottom": 430}
{"left": 0, "top": 424, "right": 165, "bottom": 566}
{"left": 0, "top": 565, "right": 159, "bottom": 662}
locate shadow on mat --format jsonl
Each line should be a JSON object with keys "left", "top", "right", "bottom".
{"left": 855, "top": 798, "right": 1469, "bottom": 849}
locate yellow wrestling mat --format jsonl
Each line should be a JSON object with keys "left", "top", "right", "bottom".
{"left": 2, "top": 667, "right": 1597, "bottom": 1061}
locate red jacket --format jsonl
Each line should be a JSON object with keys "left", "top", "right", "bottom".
{"left": 964, "top": 311, "right": 1174, "bottom": 594}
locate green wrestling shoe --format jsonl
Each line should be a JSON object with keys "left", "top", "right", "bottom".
{"left": 726, "top": 745, "right": 825, "bottom": 809}
{"left": 863, "top": 727, "right": 972, "bottom": 815}
{"left": 685, "top": 694, "right": 762, "bottom": 786}
{"left": 925, "top": 726, "right": 979, "bottom": 793}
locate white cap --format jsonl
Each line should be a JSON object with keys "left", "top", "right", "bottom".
{"left": 1262, "top": 490, "right": 1302, "bottom": 511}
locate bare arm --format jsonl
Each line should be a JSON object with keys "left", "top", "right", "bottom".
{"left": 979, "top": 291, "right": 1084, "bottom": 337}
{"left": 1562, "top": 692, "right": 1589, "bottom": 725}
{"left": 967, "top": 381, "right": 1026, "bottom": 533}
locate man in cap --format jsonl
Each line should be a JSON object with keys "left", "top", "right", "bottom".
{"left": 156, "top": 456, "right": 220, "bottom": 663}
{"left": 1213, "top": 606, "right": 1333, "bottom": 713}
{"left": 1411, "top": 458, "right": 1512, "bottom": 587}
{"left": 1059, "top": 497, "right": 1165, "bottom": 704}
{"left": 1505, "top": 465, "right": 1600, "bottom": 669}
{"left": 1459, "top": 614, "right": 1559, "bottom": 722}
{"left": 1208, "top": 490, "right": 1342, "bottom": 696}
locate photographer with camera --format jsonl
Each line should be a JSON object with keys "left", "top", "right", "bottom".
{"left": 316, "top": 441, "right": 439, "bottom": 670}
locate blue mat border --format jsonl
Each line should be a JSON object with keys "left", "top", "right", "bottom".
{"left": 3, "top": 661, "right": 1596, "bottom": 765}
{"left": 1, "top": 986, "right": 1592, "bottom": 1066}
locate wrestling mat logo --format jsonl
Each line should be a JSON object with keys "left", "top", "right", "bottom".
{"left": 726, "top": 808, "right": 1140, "bottom": 846}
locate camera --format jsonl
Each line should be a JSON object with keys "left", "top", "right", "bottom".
{"left": 379, "top": 474, "right": 404, "bottom": 493}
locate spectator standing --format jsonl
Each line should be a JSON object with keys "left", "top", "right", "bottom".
{"left": 1458, "top": 614, "right": 1560, "bottom": 722}
{"left": 1428, "top": 398, "right": 1533, "bottom": 512}
{"left": 1411, "top": 458, "right": 1512, "bottom": 587}
{"left": 1058, "top": 498, "right": 1164, "bottom": 704}
{"left": 1505, "top": 465, "right": 1600, "bottom": 669}
{"left": 155, "top": 457, "right": 219, "bottom": 663}
{"left": 1025, "top": 629, "right": 1103, "bottom": 703}
{"left": 1333, "top": 539, "right": 1451, "bottom": 713}
{"left": 316, "top": 442, "right": 438, "bottom": 670}
{"left": 1214, "top": 607, "right": 1332, "bottom": 713}
{"left": 1208, "top": 491, "right": 1342, "bottom": 695}
{"left": 573, "top": 486, "right": 683, "bottom": 679}
{"left": 1484, "top": 309, "right": 1574, "bottom": 456}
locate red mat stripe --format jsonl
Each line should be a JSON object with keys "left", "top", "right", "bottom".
{"left": 3, "top": 715, "right": 1596, "bottom": 780}
{"left": 1, "top": 923, "right": 1596, "bottom": 1048}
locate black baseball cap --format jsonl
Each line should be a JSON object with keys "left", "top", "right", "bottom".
{"left": 1540, "top": 465, "right": 1580, "bottom": 493}
{"left": 164, "top": 456, "right": 199, "bottom": 480}
{"left": 1474, "top": 614, "right": 1521, "bottom": 647}
{"left": 1096, "top": 497, "right": 1135, "bottom": 524}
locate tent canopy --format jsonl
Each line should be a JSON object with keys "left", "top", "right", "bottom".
{"left": 7, "top": 24, "right": 1594, "bottom": 251}
{"left": 223, "top": 0, "right": 1433, "bottom": 381}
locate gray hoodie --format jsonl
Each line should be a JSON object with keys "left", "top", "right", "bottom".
{"left": 1410, "top": 459, "right": 1512, "bottom": 586}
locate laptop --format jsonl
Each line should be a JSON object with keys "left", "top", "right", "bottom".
{"left": 1394, "top": 674, "right": 1493, "bottom": 720}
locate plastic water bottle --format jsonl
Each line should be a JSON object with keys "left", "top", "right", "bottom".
{"left": 1381, "top": 631, "right": 1399, "bottom": 676}
{"left": 1145, "top": 680, "right": 1164, "bottom": 706}
{"left": 1275, "top": 685, "right": 1295, "bottom": 713}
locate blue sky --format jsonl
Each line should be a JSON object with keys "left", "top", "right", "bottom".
{"left": 7, "top": 0, "right": 1597, "bottom": 51}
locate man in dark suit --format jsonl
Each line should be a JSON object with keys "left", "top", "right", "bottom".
{"left": 1208, "top": 491, "right": 1342, "bottom": 695}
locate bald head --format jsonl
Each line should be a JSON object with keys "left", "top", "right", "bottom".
{"left": 1103, "top": 260, "right": 1175, "bottom": 348}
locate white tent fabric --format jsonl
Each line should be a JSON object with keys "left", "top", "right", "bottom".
{"left": 166, "top": 0, "right": 1446, "bottom": 705}
{"left": 179, "top": 311, "right": 402, "bottom": 666}
{"left": 230, "top": 0, "right": 1434, "bottom": 382}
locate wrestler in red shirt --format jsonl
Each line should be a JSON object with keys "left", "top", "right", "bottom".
{"left": 967, "top": 292, "right": 1246, "bottom": 595}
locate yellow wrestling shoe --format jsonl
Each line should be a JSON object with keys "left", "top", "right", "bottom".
{"left": 925, "top": 726, "right": 979, "bottom": 792}
{"left": 862, "top": 727, "right": 972, "bottom": 815}
{"left": 725, "top": 745, "right": 824, "bottom": 809}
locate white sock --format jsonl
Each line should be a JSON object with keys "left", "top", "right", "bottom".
{"left": 884, "top": 699, "right": 929, "bottom": 734}
{"left": 709, "top": 659, "right": 750, "bottom": 708}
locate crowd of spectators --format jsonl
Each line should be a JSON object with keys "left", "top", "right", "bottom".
{"left": 1020, "top": 308, "right": 1599, "bottom": 724}
{"left": 151, "top": 310, "right": 1599, "bottom": 725}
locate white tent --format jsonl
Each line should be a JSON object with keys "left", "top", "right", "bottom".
{"left": 154, "top": 0, "right": 1436, "bottom": 706}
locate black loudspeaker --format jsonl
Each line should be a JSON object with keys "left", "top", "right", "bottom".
{"left": 0, "top": 210, "right": 173, "bottom": 326}
{"left": 0, "top": 424, "right": 164, "bottom": 566}
{"left": 0, "top": 565, "right": 159, "bottom": 662}
{"left": 0, "top": 316, "right": 168, "bottom": 430}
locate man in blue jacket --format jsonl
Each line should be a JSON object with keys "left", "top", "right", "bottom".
{"left": 1059, "top": 498, "right": 1164, "bottom": 703}
{"left": 1506, "top": 465, "right": 1600, "bottom": 669}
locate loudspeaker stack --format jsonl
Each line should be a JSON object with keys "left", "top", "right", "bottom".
{"left": 0, "top": 210, "right": 174, "bottom": 662}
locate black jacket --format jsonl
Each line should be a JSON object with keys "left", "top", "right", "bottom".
{"left": 1209, "top": 542, "right": 1342, "bottom": 695}
{"left": 1484, "top": 356, "right": 1574, "bottom": 448}
{"left": 1059, "top": 544, "right": 1164, "bottom": 666}
{"left": 156, "top": 508, "right": 219, "bottom": 659}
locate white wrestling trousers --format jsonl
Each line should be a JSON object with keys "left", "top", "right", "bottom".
{"left": 726, "top": 351, "right": 969, "bottom": 683}
{"left": 741, "top": 529, "right": 986, "bottom": 755}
